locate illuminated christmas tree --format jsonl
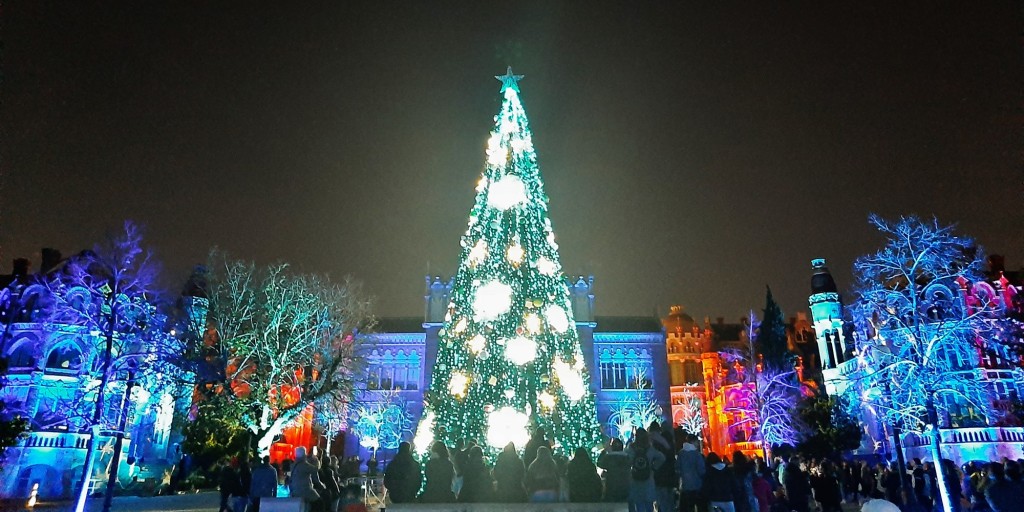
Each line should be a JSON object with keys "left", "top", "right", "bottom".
{"left": 418, "top": 68, "right": 601, "bottom": 455}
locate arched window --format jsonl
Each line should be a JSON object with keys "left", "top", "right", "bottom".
{"left": 7, "top": 340, "right": 37, "bottom": 370}
{"left": 45, "top": 345, "right": 83, "bottom": 373}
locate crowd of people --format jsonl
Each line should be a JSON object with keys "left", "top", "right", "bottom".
{"left": 213, "top": 448, "right": 368, "bottom": 512}
{"left": 382, "top": 422, "right": 1024, "bottom": 512}
{"left": 203, "top": 422, "right": 1024, "bottom": 512}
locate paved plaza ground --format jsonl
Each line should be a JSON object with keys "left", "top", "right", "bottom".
{"left": 0, "top": 492, "right": 870, "bottom": 512}
{"left": 0, "top": 492, "right": 221, "bottom": 512}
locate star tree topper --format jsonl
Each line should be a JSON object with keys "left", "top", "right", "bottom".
{"left": 496, "top": 66, "right": 524, "bottom": 93}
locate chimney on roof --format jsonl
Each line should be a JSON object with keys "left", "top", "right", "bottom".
{"left": 12, "top": 258, "right": 30, "bottom": 277}
{"left": 40, "top": 248, "right": 62, "bottom": 274}
{"left": 716, "top": 317, "right": 724, "bottom": 325}
{"left": 989, "top": 254, "right": 1006, "bottom": 274}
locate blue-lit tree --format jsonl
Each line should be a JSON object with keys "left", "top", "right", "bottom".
{"left": 845, "top": 214, "right": 993, "bottom": 512}
{"left": 0, "top": 358, "right": 29, "bottom": 468}
{"left": 349, "top": 392, "right": 415, "bottom": 455}
{"left": 198, "top": 254, "right": 374, "bottom": 456}
{"left": 753, "top": 290, "right": 803, "bottom": 449}
{"left": 43, "top": 221, "right": 185, "bottom": 512}
{"left": 606, "top": 370, "right": 663, "bottom": 443}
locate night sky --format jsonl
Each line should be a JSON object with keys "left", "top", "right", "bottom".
{"left": 2, "top": 2, "right": 1021, "bottom": 322}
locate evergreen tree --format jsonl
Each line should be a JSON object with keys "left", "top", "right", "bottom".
{"left": 752, "top": 288, "right": 803, "bottom": 448}
{"left": 756, "top": 286, "right": 792, "bottom": 369}
{"left": 419, "top": 69, "right": 601, "bottom": 455}
{"left": 795, "top": 394, "right": 861, "bottom": 460}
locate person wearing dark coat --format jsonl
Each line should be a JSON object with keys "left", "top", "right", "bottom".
{"left": 525, "top": 446, "right": 560, "bottom": 502}
{"left": 250, "top": 456, "right": 278, "bottom": 512}
{"left": 419, "top": 442, "right": 456, "bottom": 503}
{"left": 218, "top": 459, "right": 242, "bottom": 512}
{"left": 677, "top": 434, "right": 706, "bottom": 512}
{"left": 597, "top": 437, "right": 631, "bottom": 502}
{"left": 318, "top": 455, "right": 340, "bottom": 512}
{"left": 783, "top": 457, "right": 811, "bottom": 512}
{"left": 650, "top": 422, "right": 678, "bottom": 512}
{"left": 235, "top": 458, "right": 252, "bottom": 512}
{"left": 384, "top": 442, "right": 422, "bottom": 504}
{"left": 493, "top": 442, "right": 527, "bottom": 502}
{"left": 458, "top": 446, "right": 494, "bottom": 503}
{"left": 523, "top": 427, "right": 550, "bottom": 469}
{"left": 567, "top": 447, "right": 602, "bottom": 502}
{"left": 982, "top": 463, "right": 1017, "bottom": 512}
{"left": 809, "top": 460, "right": 843, "bottom": 512}
{"left": 703, "top": 452, "right": 737, "bottom": 512}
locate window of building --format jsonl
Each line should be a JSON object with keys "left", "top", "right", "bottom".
{"left": 670, "top": 363, "right": 684, "bottom": 386}
{"left": 44, "top": 345, "right": 83, "bottom": 374}
{"left": 7, "top": 341, "right": 36, "bottom": 370}
{"left": 365, "top": 349, "right": 421, "bottom": 391}
{"left": 599, "top": 348, "right": 653, "bottom": 389}
{"left": 683, "top": 360, "right": 702, "bottom": 385}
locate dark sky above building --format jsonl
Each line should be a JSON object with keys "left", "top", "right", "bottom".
{"left": 2, "top": 2, "right": 1021, "bottom": 322}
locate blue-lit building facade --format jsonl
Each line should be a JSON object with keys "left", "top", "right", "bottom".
{"left": 0, "top": 254, "right": 186, "bottom": 499}
{"left": 808, "top": 257, "right": 1024, "bottom": 463}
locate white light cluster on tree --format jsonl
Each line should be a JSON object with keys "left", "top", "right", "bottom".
{"left": 504, "top": 336, "right": 538, "bottom": 365}
{"left": 468, "top": 240, "right": 488, "bottom": 266}
{"left": 486, "top": 132, "right": 507, "bottom": 167}
{"left": 486, "top": 406, "right": 530, "bottom": 449}
{"left": 486, "top": 175, "right": 528, "bottom": 211}
{"left": 538, "top": 391, "right": 556, "bottom": 410}
{"left": 524, "top": 313, "right": 542, "bottom": 334}
{"left": 449, "top": 372, "right": 469, "bottom": 397}
{"left": 473, "top": 280, "right": 513, "bottom": 322}
{"left": 554, "top": 357, "right": 586, "bottom": 401}
{"left": 506, "top": 243, "right": 525, "bottom": 265}
{"left": 467, "top": 334, "right": 486, "bottom": 355}
{"left": 545, "top": 304, "right": 570, "bottom": 333}
{"left": 510, "top": 136, "right": 533, "bottom": 154}
{"left": 413, "top": 410, "right": 435, "bottom": 456}
{"left": 536, "top": 256, "right": 558, "bottom": 276}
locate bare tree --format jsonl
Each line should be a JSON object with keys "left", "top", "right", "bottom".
{"left": 846, "top": 214, "right": 993, "bottom": 512}
{"left": 200, "top": 253, "right": 373, "bottom": 454}
{"left": 675, "top": 389, "right": 706, "bottom": 437}
{"left": 44, "top": 221, "right": 183, "bottom": 512}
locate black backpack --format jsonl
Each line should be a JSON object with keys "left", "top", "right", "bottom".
{"left": 631, "top": 451, "right": 651, "bottom": 481}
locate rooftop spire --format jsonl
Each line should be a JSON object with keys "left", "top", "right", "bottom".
{"left": 495, "top": 66, "right": 524, "bottom": 93}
